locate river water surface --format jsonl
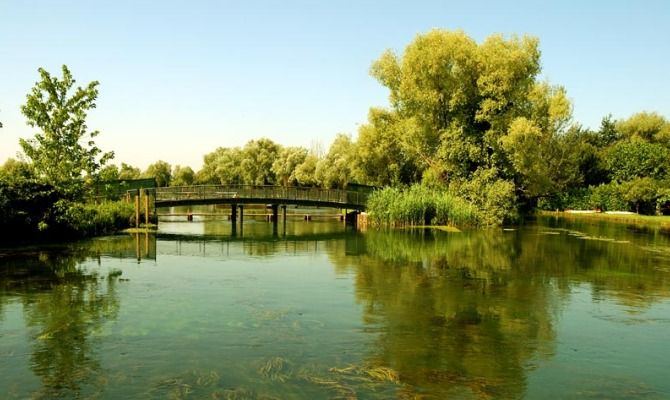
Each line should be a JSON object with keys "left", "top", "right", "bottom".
{"left": 1, "top": 216, "right": 670, "bottom": 399}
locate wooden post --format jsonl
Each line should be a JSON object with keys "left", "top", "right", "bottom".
{"left": 272, "top": 204, "right": 279, "bottom": 236}
{"left": 134, "top": 191, "right": 140, "bottom": 228}
{"left": 144, "top": 189, "right": 149, "bottom": 226}
{"left": 239, "top": 205, "right": 244, "bottom": 227}
{"left": 282, "top": 205, "right": 287, "bottom": 226}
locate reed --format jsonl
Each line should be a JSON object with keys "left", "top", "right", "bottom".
{"left": 366, "top": 186, "right": 481, "bottom": 227}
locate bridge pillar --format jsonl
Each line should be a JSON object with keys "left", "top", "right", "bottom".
{"left": 271, "top": 204, "right": 279, "bottom": 236}
{"left": 231, "top": 203, "right": 237, "bottom": 225}
{"left": 144, "top": 189, "right": 150, "bottom": 226}
{"left": 134, "top": 190, "right": 140, "bottom": 228}
{"left": 282, "top": 205, "right": 287, "bottom": 226}
{"left": 239, "top": 205, "right": 244, "bottom": 227}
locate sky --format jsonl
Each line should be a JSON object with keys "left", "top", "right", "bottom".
{"left": 1, "top": 0, "right": 669, "bottom": 170}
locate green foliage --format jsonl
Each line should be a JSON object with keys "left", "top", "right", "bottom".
{"left": 143, "top": 160, "right": 172, "bottom": 187}
{"left": 19, "top": 65, "right": 114, "bottom": 195}
{"left": 272, "top": 147, "right": 308, "bottom": 186}
{"left": 0, "top": 179, "right": 132, "bottom": 241}
{"left": 118, "top": 163, "right": 141, "bottom": 180}
{"left": 315, "top": 134, "right": 359, "bottom": 188}
{"left": 450, "top": 168, "right": 518, "bottom": 225}
{"left": 356, "top": 108, "right": 421, "bottom": 186}
{"left": 616, "top": 111, "right": 670, "bottom": 145}
{"left": 53, "top": 200, "right": 134, "bottom": 237}
{"left": 171, "top": 165, "right": 195, "bottom": 186}
{"left": 0, "top": 158, "right": 34, "bottom": 183}
{"left": 241, "top": 138, "right": 280, "bottom": 185}
{"left": 294, "top": 154, "right": 319, "bottom": 186}
{"left": 604, "top": 140, "right": 669, "bottom": 182}
{"left": 366, "top": 185, "right": 481, "bottom": 227}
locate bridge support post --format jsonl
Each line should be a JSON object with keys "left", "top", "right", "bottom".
{"left": 134, "top": 190, "right": 140, "bottom": 228}
{"left": 231, "top": 203, "right": 237, "bottom": 224}
{"left": 239, "top": 205, "right": 244, "bottom": 227}
{"left": 271, "top": 204, "right": 279, "bottom": 236}
{"left": 144, "top": 189, "right": 149, "bottom": 226}
{"left": 282, "top": 205, "right": 286, "bottom": 226}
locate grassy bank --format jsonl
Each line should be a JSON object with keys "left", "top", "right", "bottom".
{"left": 539, "top": 210, "right": 670, "bottom": 229}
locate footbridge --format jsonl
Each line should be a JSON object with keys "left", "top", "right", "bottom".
{"left": 126, "top": 185, "right": 370, "bottom": 229}
{"left": 153, "top": 185, "right": 369, "bottom": 210}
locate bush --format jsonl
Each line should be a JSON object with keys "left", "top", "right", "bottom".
{"left": 0, "top": 178, "right": 134, "bottom": 241}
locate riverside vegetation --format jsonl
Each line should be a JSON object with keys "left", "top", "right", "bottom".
{"left": 2, "top": 29, "right": 670, "bottom": 237}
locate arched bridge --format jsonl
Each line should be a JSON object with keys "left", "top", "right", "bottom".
{"left": 153, "top": 185, "right": 369, "bottom": 210}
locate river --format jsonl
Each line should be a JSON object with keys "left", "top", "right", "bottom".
{"left": 1, "top": 215, "right": 669, "bottom": 399}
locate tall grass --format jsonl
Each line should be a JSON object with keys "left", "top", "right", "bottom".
{"left": 366, "top": 186, "right": 481, "bottom": 227}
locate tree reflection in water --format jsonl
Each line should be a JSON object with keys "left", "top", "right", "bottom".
{"left": 1, "top": 241, "right": 124, "bottom": 399}
{"left": 327, "top": 226, "right": 670, "bottom": 398}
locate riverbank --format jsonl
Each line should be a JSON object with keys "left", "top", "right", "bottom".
{"left": 539, "top": 210, "right": 670, "bottom": 229}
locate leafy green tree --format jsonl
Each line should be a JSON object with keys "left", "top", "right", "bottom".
{"left": 271, "top": 146, "right": 308, "bottom": 186}
{"left": 171, "top": 165, "right": 195, "bottom": 186}
{"left": 616, "top": 112, "right": 670, "bottom": 145}
{"left": 0, "top": 158, "right": 34, "bottom": 183}
{"left": 196, "top": 147, "right": 244, "bottom": 185}
{"left": 98, "top": 164, "right": 119, "bottom": 181}
{"left": 604, "top": 140, "right": 669, "bottom": 182}
{"left": 356, "top": 108, "right": 420, "bottom": 186}
{"left": 143, "top": 160, "right": 172, "bottom": 187}
{"left": 19, "top": 65, "right": 113, "bottom": 194}
{"left": 118, "top": 163, "right": 141, "bottom": 180}
{"left": 369, "top": 29, "right": 571, "bottom": 207}
{"left": 240, "top": 138, "right": 280, "bottom": 185}
{"left": 596, "top": 114, "right": 620, "bottom": 147}
{"left": 294, "top": 154, "right": 319, "bottom": 186}
{"left": 315, "top": 134, "right": 359, "bottom": 188}
{"left": 621, "top": 177, "right": 659, "bottom": 214}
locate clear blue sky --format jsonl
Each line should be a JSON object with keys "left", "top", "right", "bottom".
{"left": 1, "top": 0, "right": 669, "bottom": 169}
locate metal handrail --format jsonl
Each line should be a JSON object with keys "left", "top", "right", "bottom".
{"left": 148, "top": 185, "right": 368, "bottom": 207}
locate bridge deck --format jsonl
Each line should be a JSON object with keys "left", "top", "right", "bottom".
{"left": 152, "top": 185, "right": 369, "bottom": 210}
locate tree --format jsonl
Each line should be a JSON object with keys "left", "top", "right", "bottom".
{"left": 0, "top": 158, "right": 34, "bottom": 183}
{"left": 616, "top": 112, "right": 670, "bottom": 145}
{"left": 315, "top": 134, "right": 359, "bottom": 188}
{"left": 98, "top": 164, "right": 119, "bottom": 181}
{"left": 143, "top": 161, "right": 172, "bottom": 187}
{"left": 272, "top": 147, "right": 308, "bottom": 186}
{"left": 604, "top": 140, "right": 669, "bottom": 182}
{"left": 19, "top": 65, "right": 113, "bottom": 194}
{"left": 294, "top": 154, "right": 319, "bottom": 186}
{"left": 171, "top": 165, "right": 195, "bottom": 186}
{"left": 195, "top": 147, "right": 244, "bottom": 185}
{"left": 356, "top": 108, "right": 420, "bottom": 186}
{"left": 240, "top": 138, "right": 280, "bottom": 185}
{"left": 118, "top": 163, "right": 141, "bottom": 180}
{"left": 369, "top": 29, "right": 571, "bottom": 206}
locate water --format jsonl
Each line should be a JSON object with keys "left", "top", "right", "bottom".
{"left": 1, "top": 216, "right": 670, "bottom": 399}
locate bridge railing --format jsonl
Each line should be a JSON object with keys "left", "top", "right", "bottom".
{"left": 153, "top": 185, "right": 368, "bottom": 207}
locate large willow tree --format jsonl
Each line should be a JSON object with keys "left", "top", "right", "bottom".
{"left": 359, "top": 30, "right": 572, "bottom": 207}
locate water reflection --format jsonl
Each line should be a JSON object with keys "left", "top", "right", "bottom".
{"left": 0, "top": 242, "right": 127, "bottom": 399}
{"left": 1, "top": 220, "right": 669, "bottom": 398}
{"left": 326, "top": 226, "right": 670, "bottom": 398}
